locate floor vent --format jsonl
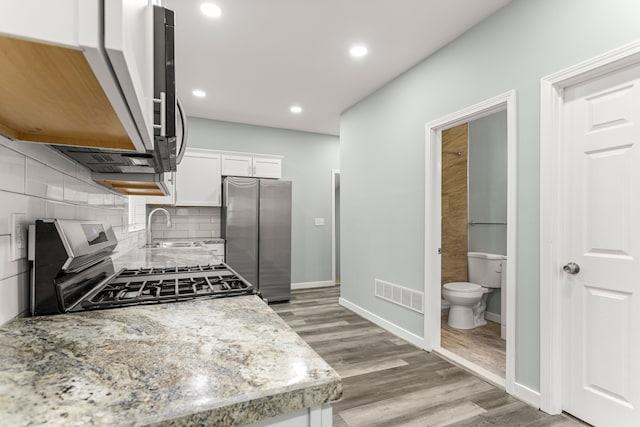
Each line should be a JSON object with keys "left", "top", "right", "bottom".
{"left": 375, "top": 278, "right": 424, "bottom": 313}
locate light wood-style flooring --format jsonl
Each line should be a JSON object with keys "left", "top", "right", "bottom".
{"left": 441, "top": 315, "right": 506, "bottom": 378}
{"left": 272, "top": 286, "right": 583, "bottom": 427}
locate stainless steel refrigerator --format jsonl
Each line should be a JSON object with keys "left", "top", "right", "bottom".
{"left": 222, "top": 177, "right": 292, "bottom": 302}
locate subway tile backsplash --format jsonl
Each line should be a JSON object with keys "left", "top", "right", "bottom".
{"left": 0, "top": 136, "right": 142, "bottom": 325}
{"left": 148, "top": 207, "right": 221, "bottom": 241}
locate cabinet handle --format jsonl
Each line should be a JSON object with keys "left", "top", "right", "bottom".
{"left": 153, "top": 92, "right": 166, "bottom": 137}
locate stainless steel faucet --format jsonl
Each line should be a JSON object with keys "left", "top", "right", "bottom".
{"left": 147, "top": 208, "right": 172, "bottom": 246}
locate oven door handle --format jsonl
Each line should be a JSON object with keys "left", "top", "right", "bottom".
{"left": 66, "top": 268, "right": 127, "bottom": 313}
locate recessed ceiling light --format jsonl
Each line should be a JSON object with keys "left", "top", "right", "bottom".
{"left": 290, "top": 106, "right": 302, "bottom": 114}
{"left": 192, "top": 89, "right": 207, "bottom": 98}
{"left": 350, "top": 45, "right": 368, "bottom": 58}
{"left": 200, "top": 3, "right": 222, "bottom": 18}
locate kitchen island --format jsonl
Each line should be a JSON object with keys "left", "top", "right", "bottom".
{"left": 0, "top": 244, "right": 342, "bottom": 426}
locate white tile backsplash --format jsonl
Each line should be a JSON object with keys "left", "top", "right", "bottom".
{"left": 148, "top": 206, "right": 221, "bottom": 241}
{"left": 0, "top": 136, "right": 131, "bottom": 324}
{"left": 0, "top": 272, "right": 29, "bottom": 324}
{"left": 0, "top": 235, "right": 29, "bottom": 280}
{"left": 0, "top": 145, "right": 26, "bottom": 193}
{"left": 25, "top": 157, "right": 64, "bottom": 200}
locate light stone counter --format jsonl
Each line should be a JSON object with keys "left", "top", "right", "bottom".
{"left": 0, "top": 296, "right": 342, "bottom": 426}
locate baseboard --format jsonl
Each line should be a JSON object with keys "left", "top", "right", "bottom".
{"left": 484, "top": 311, "right": 502, "bottom": 324}
{"left": 291, "top": 280, "right": 335, "bottom": 290}
{"left": 338, "top": 297, "right": 425, "bottom": 348}
{"left": 513, "top": 382, "right": 541, "bottom": 409}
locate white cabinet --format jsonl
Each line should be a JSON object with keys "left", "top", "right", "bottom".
{"left": 253, "top": 156, "right": 282, "bottom": 179}
{"left": 145, "top": 173, "right": 176, "bottom": 205}
{"left": 0, "top": 0, "right": 154, "bottom": 152}
{"left": 222, "top": 154, "right": 282, "bottom": 179}
{"left": 104, "top": 0, "right": 155, "bottom": 148}
{"left": 175, "top": 149, "right": 221, "bottom": 206}
{"left": 221, "top": 154, "right": 253, "bottom": 177}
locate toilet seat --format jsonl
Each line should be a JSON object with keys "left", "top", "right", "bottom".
{"left": 443, "top": 282, "right": 482, "bottom": 292}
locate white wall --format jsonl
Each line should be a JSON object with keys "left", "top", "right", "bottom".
{"left": 186, "top": 118, "right": 340, "bottom": 284}
{"left": 340, "top": 0, "right": 640, "bottom": 391}
{"left": 0, "top": 137, "right": 142, "bottom": 324}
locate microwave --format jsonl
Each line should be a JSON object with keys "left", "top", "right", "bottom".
{"left": 153, "top": 5, "right": 187, "bottom": 173}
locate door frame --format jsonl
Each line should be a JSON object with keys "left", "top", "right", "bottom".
{"left": 424, "top": 90, "right": 517, "bottom": 395}
{"left": 540, "top": 40, "right": 640, "bottom": 415}
{"left": 331, "top": 169, "right": 340, "bottom": 286}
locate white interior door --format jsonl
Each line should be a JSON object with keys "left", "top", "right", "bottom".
{"left": 561, "top": 62, "right": 640, "bottom": 426}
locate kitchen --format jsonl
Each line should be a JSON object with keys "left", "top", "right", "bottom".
{"left": 2, "top": 1, "right": 640, "bottom": 426}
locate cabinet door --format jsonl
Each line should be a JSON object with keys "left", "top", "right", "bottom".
{"left": 221, "top": 154, "right": 253, "bottom": 177}
{"left": 145, "top": 172, "right": 175, "bottom": 205}
{"left": 253, "top": 157, "right": 282, "bottom": 179}
{"left": 176, "top": 154, "right": 221, "bottom": 206}
{"left": 104, "top": 0, "right": 154, "bottom": 148}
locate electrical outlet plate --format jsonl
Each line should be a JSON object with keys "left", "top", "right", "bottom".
{"left": 11, "top": 213, "right": 26, "bottom": 261}
{"left": 314, "top": 218, "right": 325, "bottom": 226}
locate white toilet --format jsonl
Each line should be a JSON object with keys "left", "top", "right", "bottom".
{"left": 442, "top": 252, "right": 506, "bottom": 329}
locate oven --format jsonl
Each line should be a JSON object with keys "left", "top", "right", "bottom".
{"left": 29, "top": 219, "right": 257, "bottom": 317}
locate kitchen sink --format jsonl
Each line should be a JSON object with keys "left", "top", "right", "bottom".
{"left": 144, "top": 241, "right": 203, "bottom": 249}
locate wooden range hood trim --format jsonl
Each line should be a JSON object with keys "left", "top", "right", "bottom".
{"left": 95, "top": 173, "right": 169, "bottom": 197}
{"left": 0, "top": 35, "right": 137, "bottom": 151}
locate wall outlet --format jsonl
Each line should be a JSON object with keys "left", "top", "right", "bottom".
{"left": 314, "top": 218, "right": 325, "bottom": 226}
{"left": 11, "top": 213, "right": 27, "bottom": 261}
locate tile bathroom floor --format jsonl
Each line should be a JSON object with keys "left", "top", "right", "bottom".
{"left": 441, "top": 314, "right": 506, "bottom": 378}
{"left": 275, "top": 287, "right": 582, "bottom": 426}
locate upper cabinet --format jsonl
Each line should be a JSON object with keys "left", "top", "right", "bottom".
{"left": 175, "top": 149, "right": 221, "bottom": 207}
{"left": 0, "top": 0, "right": 154, "bottom": 152}
{"left": 221, "top": 154, "right": 282, "bottom": 179}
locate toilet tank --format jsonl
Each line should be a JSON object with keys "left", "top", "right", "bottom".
{"left": 467, "top": 252, "right": 506, "bottom": 288}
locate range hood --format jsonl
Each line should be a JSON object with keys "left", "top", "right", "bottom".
{"left": 53, "top": 146, "right": 174, "bottom": 196}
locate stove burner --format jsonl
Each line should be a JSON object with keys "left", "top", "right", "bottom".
{"left": 83, "top": 268, "right": 256, "bottom": 310}
{"left": 118, "top": 264, "right": 228, "bottom": 277}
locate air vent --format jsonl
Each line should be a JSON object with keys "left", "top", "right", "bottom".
{"left": 375, "top": 278, "right": 424, "bottom": 313}
{"left": 91, "top": 154, "right": 116, "bottom": 163}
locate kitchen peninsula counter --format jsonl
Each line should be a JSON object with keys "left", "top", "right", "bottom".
{"left": 0, "top": 294, "right": 342, "bottom": 426}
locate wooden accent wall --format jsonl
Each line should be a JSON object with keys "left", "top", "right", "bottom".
{"left": 441, "top": 123, "right": 468, "bottom": 285}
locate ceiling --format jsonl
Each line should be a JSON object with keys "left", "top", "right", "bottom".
{"left": 166, "top": 0, "right": 512, "bottom": 136}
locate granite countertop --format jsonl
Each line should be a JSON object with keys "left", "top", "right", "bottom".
{"left": 0, "top": 296, "right": 342, "bottom": 426}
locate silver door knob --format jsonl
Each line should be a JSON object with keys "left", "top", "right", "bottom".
{"left": 563, "top": 262, "right": 580, "bottom": 274}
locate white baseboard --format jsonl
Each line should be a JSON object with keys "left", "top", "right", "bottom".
{"left": 291, "top": 280, "right": 335, "bottom": 290}
{"left": 513, "top": 382, "right": 541, "bottom": 409}
{"left": 338, "top": 297, "right": 425, "bottom": 348}
{"left": 484, "top": 311, "right": 502, "bottom": 324}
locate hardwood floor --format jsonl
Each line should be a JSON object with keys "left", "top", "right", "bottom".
{"left": 273, "top": 286, "right": 584, "bottom": 427}
{"left": 441, "top": 314, "right": 506, "bottom": 378}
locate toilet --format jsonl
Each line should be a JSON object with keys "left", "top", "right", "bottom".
{"left": 442, "top": 252, "right": 506, "bottom": 329}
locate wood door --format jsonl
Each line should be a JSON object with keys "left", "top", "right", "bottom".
{"left": 561, "top": 62, "right": 640, "bottom": 426}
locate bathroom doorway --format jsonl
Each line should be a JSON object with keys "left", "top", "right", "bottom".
{"left": 424, "top": 91, "right": 517, "bottom": 395}
{"left": 440, "top": 112, "right": 507, "bottom": 380}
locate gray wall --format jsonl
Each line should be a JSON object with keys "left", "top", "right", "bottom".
{"left": 186, "top": 117, "right": 340, "bottom": 284}
{"left": 340, "top": 0, "right": 640, "bottom": 391}
{"left": 469, "top": 111, "right": 508, "bottom": 316}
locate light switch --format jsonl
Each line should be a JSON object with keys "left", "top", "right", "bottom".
{"left": 314, "top": 218, "right": 325, "bottom": 226}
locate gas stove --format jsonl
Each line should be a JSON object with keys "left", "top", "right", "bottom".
{"left": 29, "top": 220, "right": 258, "bottom": 316}
{"left": 81, "top": 267, "right": 254, "bottom": 310}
